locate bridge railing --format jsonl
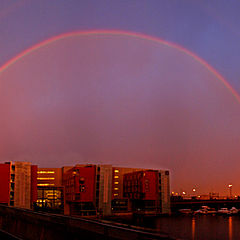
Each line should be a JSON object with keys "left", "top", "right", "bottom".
{"left": 0, "top": 204, "right": 175, "bottom": 240}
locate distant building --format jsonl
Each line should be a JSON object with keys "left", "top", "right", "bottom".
{"left": 209, "top": 192, "right": 219, "bottom": 200}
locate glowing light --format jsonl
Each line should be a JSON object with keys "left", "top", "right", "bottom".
{"left": 114, "top": 176, "right": 119, "bottom": 179}
{"left": 0, "top": 30, "right": 239, "bottom": 105}
{"left": 192, "top": 188, "right": 196, "bottom": 192}
{"left": 37, "top": 183, "right": 54, "bottom": 186}
{"left": 229, "top": 184, "right": 233, "bottom": 188}
{"left": 37, "top": 171, "right": 55, "bottom": 174}
{"left": 37, "top": 177, "right": 55, "bottom": 180}
{"left": 182, "top": 191, "right": 186, "bottom": 195}
{"left": 114, "top": 169, "right": 119, "bottom": 173}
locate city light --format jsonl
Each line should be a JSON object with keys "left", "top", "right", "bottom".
{"left": 228, "top": 184, "right": 233, "bottom": 198}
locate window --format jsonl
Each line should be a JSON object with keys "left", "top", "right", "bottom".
{"left": 37, "top": 177, "right": 55, "bottom": 180}
{"left": 79, "top": 185, "right": 85, "bottom": 192}
{"left": 11, "top": 174, "right": 15, "bottom": 182}
{"left": 37, "top": 171, "right": 55, "bottom": 174}
{"left": 79, "top": 177, "right": 85, "bottom": 184}
{"left": 37, "top": 183, "right": 54, "bottom": 186}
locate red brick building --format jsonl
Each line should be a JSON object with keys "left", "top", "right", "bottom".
{"left": 63, "top": 165, "right": 96, "bottom": 216}
{"left": 123, "top": 170, "right": 170, "bottom": 213}
{"left": 0, "top": 164, "right": 10, "bottom": 204}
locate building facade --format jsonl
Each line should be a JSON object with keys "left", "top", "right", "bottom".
{"left": 36, "top": 168, "right": 63, "bottom": 211}
{"left": 0, "top": 162, "right": 37, "bottom": 209}
{"left": 0, "top": 161, "right": 170, "bottom": 216}
{"left": 0, "top": 164, "right": 10, "bottom": 205}
{"left": 62, "top": 164, "right": 170, "bottom": 216}
{"left": 63, "top": 165, "right": 96, "bottom": 216}
{"left": 123, "top": 169, "right": 170, "bottom": 214}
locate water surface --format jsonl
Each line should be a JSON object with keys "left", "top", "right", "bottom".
{"left": 130, "top": 215, "right": 240, "bottom": 240}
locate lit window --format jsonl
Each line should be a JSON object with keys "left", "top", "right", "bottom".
{"left": 37, "top": 183, "right": 54, "bottom": 186}
{"left": 37, "top": 177, "right": 55, "bottom": 180}
{"left": 114, "top": 188, "right": 119, "bottom": 190}
{"left": 114, "top": 194, "right": 118, "bottom": 196}
{"left": 114, "top": 169, "right": 119, "bottom": 173}
{"left": 114, "top": 182, "right": 119, "bottom": 184}
{"left": 37, "top": 171, "right": 55, "bottom": 174}
{"left": 114, "top": 176, "right": 119, "bottom": 179}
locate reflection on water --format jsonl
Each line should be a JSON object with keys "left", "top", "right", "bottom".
{"left": 229, "top": 216, "right": 232, "bottom": 240}
{"left": 131, "top": 215, "right": 240, "bottom": 240}
{"left": 192, "top": 218, "right": 195, "bottom": 240}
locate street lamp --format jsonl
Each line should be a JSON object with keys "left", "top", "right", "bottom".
{"left": 228, "top": 184, "right": 233, "bottom": 198}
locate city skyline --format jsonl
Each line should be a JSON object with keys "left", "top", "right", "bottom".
{"left": 1, "top": 1, "right": 240, "bottom": 196}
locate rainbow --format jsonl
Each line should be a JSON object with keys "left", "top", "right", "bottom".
{"left": 1, "top": 29, "right": 239, "bottom": 103}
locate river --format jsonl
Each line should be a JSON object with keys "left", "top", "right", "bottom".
{"left": 115, "top": 215, "right": 240, "bottom": 240}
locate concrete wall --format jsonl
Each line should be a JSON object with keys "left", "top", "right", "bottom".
{"left": 0, "top": 205, "right": 171, "bottom": 240}
{"left": 98, "top": 165, "right": 113, "bottom": 216}
{"left": 160, "top": 170, "right": 170, "bottom": 214}
{"left": 14, "top": 162, "right": 31, "bottom": 209}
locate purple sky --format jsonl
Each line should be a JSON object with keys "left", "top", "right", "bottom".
{"left": 1, "top": 0, "right": 240, "bottom": 195}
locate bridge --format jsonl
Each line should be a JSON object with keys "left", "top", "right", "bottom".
{"left": 171, "top": 199, "right": 240, "bottom": 212}
{"left": 0, "top": 205, "right": 175, "bottom": 240}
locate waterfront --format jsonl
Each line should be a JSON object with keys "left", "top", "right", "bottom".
{"left": 118, "top": 215, "right": 240, "bottom": 240}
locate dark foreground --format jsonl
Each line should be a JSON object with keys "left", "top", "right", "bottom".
{"left": 0, "top": 229, "right": 23, "bottom": 240}
{"left": 0, "top": 205, "right": 175, "bottom": 240}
